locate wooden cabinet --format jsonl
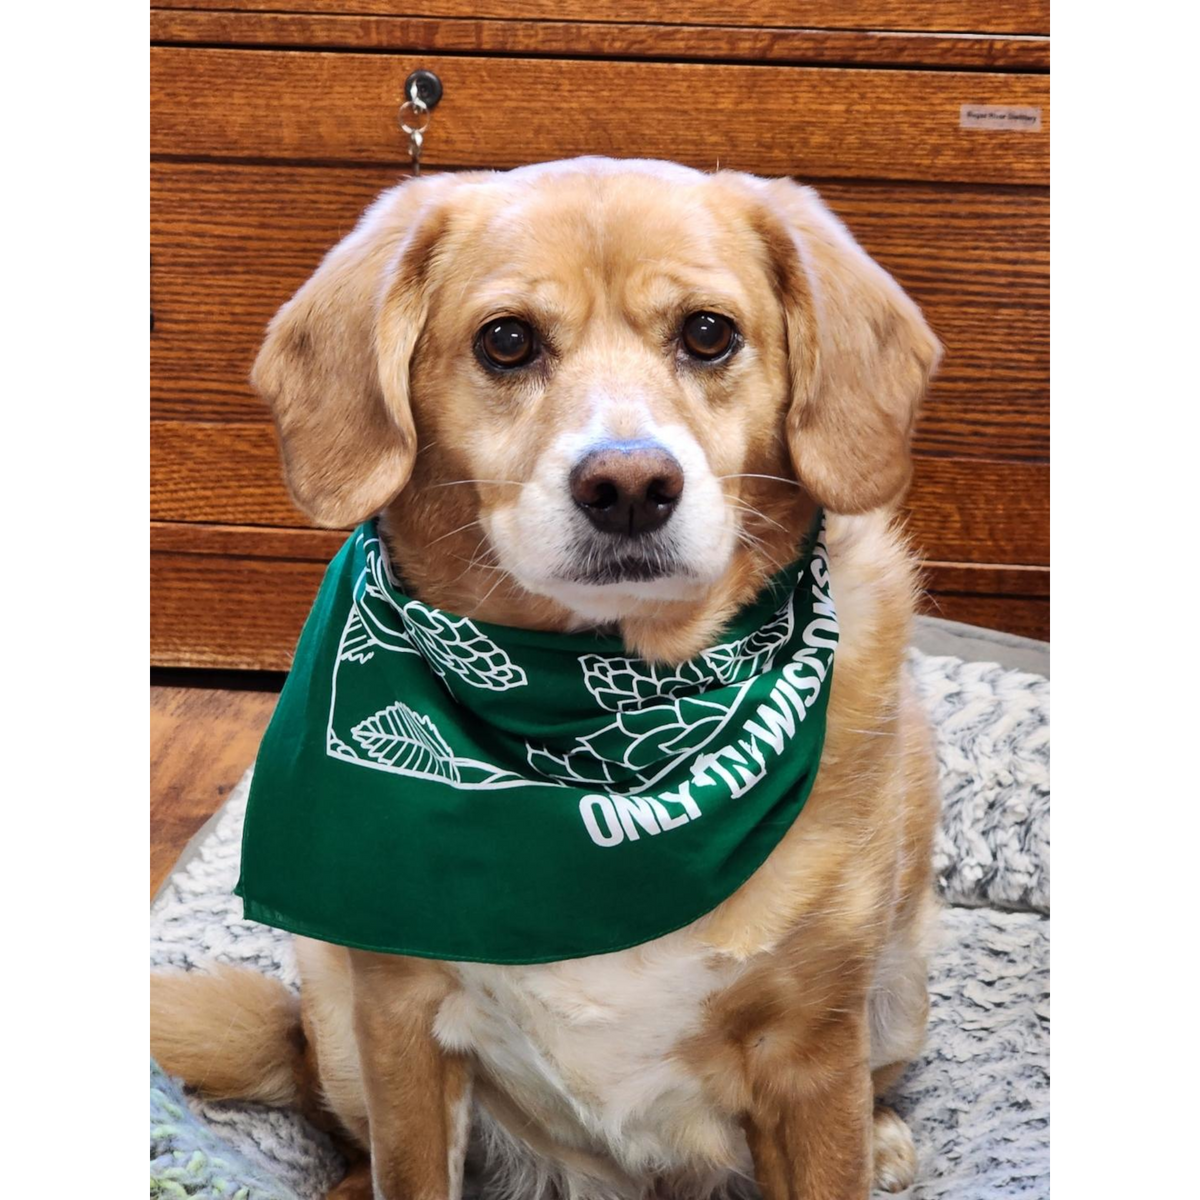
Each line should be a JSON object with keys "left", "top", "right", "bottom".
{"left": 151, "top": 3, "right": 1050, "bottom": 669}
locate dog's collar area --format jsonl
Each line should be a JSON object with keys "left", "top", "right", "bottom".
{"left": 236, "top": 512, "right": 838, "bottom": 964}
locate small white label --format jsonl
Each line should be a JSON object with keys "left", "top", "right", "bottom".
{"left": 960, "top": 104, "right": 1043, "bottom": 131}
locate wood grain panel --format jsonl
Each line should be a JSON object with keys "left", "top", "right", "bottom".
{"left": 151, "top": 163, "right": 1048, "bottom": 460}
{"left": 150, "top": 420, "right": 1049, "bottom": 565}
{"left": 152, "top": 549, "right": 326, "bottom": 669}
{"left": 150, "top": 10, "right": 1051, "bottom": 71}
{"left": 151, "top": 520, "right": 348, "bottom": 560}
{"left": 917, "top": 591, "right": 1048, "bottom": 640}
{"left": 922, "top": 561, "right": 1048, "bottom": 597}
{"left": 151, "top": 420, "right": 289, "bottom": 528}
{"left": 904, "top": 458, "right": 1047, "bottom": 564}
{"left": 149, "top": 1, "right": 1051, "bottom": 37}
{"left": 921, "top": 559, "right": 1049, "bottom": 644}
{"left": 151, "top": 49, "right": 1048, "bottom": 185}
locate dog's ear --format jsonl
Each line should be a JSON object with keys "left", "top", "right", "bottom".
{"left": 251, "top": 175, "right": 457, "bottom": 528}
{"left": 750, "top": 179, "right": 942, "bottom": 515}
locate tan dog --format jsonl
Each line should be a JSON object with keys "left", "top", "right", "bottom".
{"left": 152, "top": 157, "right": 942, "bottom": 1200}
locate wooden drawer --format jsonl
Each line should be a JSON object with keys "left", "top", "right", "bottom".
{"left": 151, "top": 0, "right": 1050, "bottom": 37}
{"left": 151, "top": 12, "right": 1049, "bottom": 665}
{"left": 151, "top": 9, "right": 1049, "bottom": 70}
{"left": 152, "top": 48, "right": 1046, "bottom": 186}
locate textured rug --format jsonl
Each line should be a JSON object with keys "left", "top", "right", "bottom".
{"left": 152, "top": 1059, "right": 304, "bottom": 1200}
{"left": 150, "top": 648, "right": 1049, "bottom": 1199}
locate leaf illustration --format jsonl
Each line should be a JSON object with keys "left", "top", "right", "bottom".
{"left": 580, "top": 695, "right": 737, "bottom": 773}
{"left": 526, "top": 742, "right": 620, "bottom": 787}
{"left": 351, "top": 702, "right": 462, "bottom": 782}
{"left": 345, "top": 536, "right": 418, "bottom": 654}
{"left": 353, "top": 580, "right": 418, "bottom": 654}
{"left": 351, "top": 539, "right": 522, "bottom": 689}
{"left": 527, "top": 690, "right": 748, "bottom": 792}
{"left": 700, "top": 597, "right": 793, "bottom": 685}
{"left": 578, "top": 598, "right": 792, "bottom": 710}
{"left": 399, "top": 603, "right": 528, "bottom": 692}
{"left": 580, "top": 655, "right": 708, "bottom": 712}
{"left": 338, "top": 607, "right": 377, "bottom": 664}
{"left": 327, "top": 733, "right": 357, "bottom": 760}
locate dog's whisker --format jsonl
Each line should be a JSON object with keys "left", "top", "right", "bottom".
{"left": 426, "top": 518, "right": 484, "bottom": 548}
{"left": 445, "top": 533, "right": 502, "bottom": 586}
{"left": 466, "top": 533, "right": 499, "bottom": 568}
{"left": 465, "top": 569, "right": 511, "bottom": 617}
{"left": 718, "top": 472, "right": 803, "bottom": 488}
{"left": 733, "top": 528, "right": 786, "bottom": 573}
{"left": 450, "top": 557, "right": 506, "bottom": 574}
{"left": 442, "top": 534, "right": 487, "bottom": 584}
{"left": 726, "top": 497, "right": 789, "bottom": 533}
{"left": 429, "top": 478, "right": 524, "bottom": 488}
{"left": 733, "top": 524, "right": 769, "bottom": 549}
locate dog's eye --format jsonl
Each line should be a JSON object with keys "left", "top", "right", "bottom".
{"left": 681, "top": 312, "right": 737, "bottom": 362}
{"left": 477, "top": 318, "right": 537, "bottom": 370}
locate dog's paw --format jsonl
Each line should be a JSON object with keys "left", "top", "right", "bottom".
{"left": 872, "top": 1105, "right": 917, "bottom": 1193}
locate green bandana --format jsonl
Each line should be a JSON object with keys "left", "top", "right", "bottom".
{"left": 236, "top": 514, "right": 838, "bottom": 964}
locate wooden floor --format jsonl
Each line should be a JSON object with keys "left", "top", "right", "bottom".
{"left": 150, "top": 681, "right": 280, "bottom": 896}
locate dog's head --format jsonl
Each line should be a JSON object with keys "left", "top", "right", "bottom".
{"left": 253, "top": 159, "right": 939, "bottom": 659}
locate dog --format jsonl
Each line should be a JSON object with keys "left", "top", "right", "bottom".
{"left": 152, "top": 157, "right": 942, "bottom": 1200}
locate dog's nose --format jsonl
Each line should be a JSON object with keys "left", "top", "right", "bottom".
{"left": 569, "top": 442, "right": 684, "bottom": 537}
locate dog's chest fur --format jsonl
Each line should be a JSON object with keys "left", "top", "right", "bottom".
{"left": 434, "top": 934, "right": 747, "bottom": 1174}
{"left": 422, "top": 515, "right": 899, "bottom": 1181}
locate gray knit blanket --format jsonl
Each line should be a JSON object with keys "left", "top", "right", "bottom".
{"left": 150, "top": 649, "right": 1049, "bottom": 1199}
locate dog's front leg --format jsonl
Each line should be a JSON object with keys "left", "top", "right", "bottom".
{"left": 742, "top": 1022, "right": 874, "bottom": 1200}
{"left": 349, "top": 950, "right": 472, "bottom": 1200}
